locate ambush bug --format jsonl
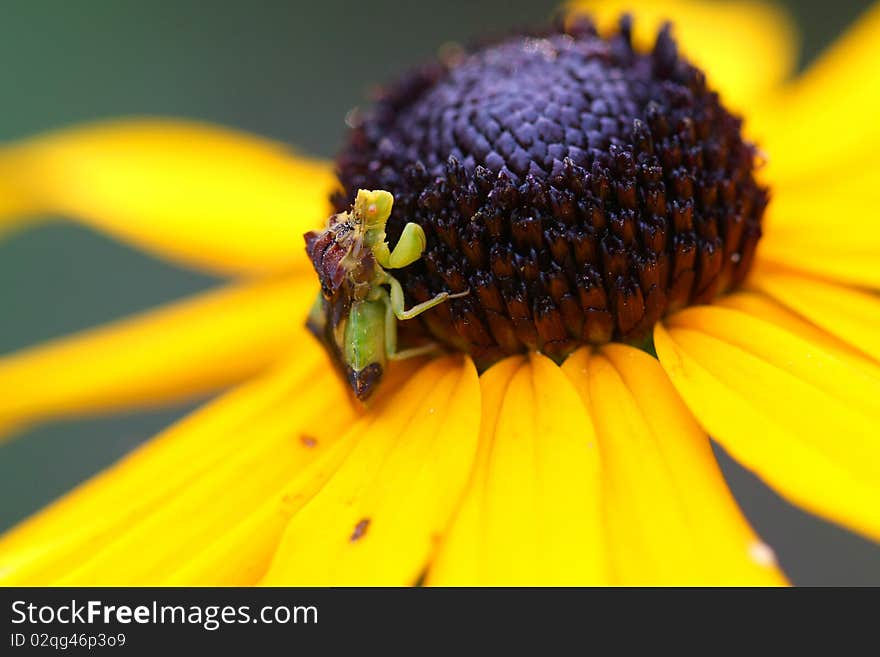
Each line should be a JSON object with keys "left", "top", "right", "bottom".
{"left": 305, "top": 189, "right": 468, "bottom": 401}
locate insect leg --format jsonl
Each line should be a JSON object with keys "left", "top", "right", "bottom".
{"left": 377, "top": 286, "right": 441, "bottom": 360}
{"left": 374, "top": 222, "right": 427, "bottom": 270}
{"left": 380, "top": 287, "right": 398, "bottom": 359}
{"left": 387, "top": 273, "right": 469, "bottom": 321}
{"left": 388, "top": 343, "right": 443, "bottom": 361}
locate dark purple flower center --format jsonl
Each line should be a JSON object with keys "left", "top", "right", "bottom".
{"left": 332, "top": 15, "right": 767, "bottom": 368}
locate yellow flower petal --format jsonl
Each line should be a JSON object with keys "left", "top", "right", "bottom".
{"left": 0, "top": 348, "right": 360, "bottom": 585}
{"left": 748, "top": 265, "right": 880, "bottom": 364}
{"left": 562, "top": 346, "right": 785, "bottom": 585}
{"left": 0, "top": 119, "right": 336, "bottom": 275}
{"left": 163, "top": 439, "right": 354, "bottom": 586}
{"left": 656, "top": 306, "right": 880, "bottom": 542}
{"left": 758, "top": 237, "right": 880, "bottom": 292}
{"left": 718, "top": 291, "right": 880, "bottom": 380}
{"left": 754, "top": 4, "right": 880, "bottom": 183}
{"left": 759, "top": 177, "right": 880, "bottom": 290}
{"left": 428, "top": 354, "right": 609, "bottom": 586}
{"left": 568, "top": 0, "right": 798, "bottom": 110}
{"left": 0, "top": 276, "right": 315, "bottom": 436}
{"left": 0, "top": 355, "right": 306, "bottom": 557}
{"left": 164, "top": 359, "right": 424, "bottom": 586}
{"left": 0, "top": 164, "right": 36, "bottom": 235}
{"left": 261, "top": 355, "right": 481, "bottom": 586}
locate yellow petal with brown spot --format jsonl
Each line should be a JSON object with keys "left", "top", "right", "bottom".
{"left": 163, "top": 359, "right": 424, "bottom": 586}
{"left": 261, "top": 356, "right": 480, "bottom": 586}
{"left": 0, "top": 350, "right": 360, "bottom": 585}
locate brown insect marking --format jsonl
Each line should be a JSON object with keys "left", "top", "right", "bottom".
{"left": 349, "top": 517, "right": 371, "bottom": 543}
{"left": 299, "top": 434, "right": 318, "bottom": 448}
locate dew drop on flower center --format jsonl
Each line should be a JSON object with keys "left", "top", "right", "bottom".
{"left": 306, "top": 14, "right": 768, "bottom": 400}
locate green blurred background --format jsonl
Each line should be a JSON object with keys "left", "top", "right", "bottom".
{"left": 0, "top": 0, "right": 877, "bottom": 585}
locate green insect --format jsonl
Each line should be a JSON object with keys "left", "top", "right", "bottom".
{"left": 305, "top": 189, "right": 468, "bottom": 401}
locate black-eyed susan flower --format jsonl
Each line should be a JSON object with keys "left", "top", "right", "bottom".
{"left": 0, "top": 0, "right": 878, "bottom": 586}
